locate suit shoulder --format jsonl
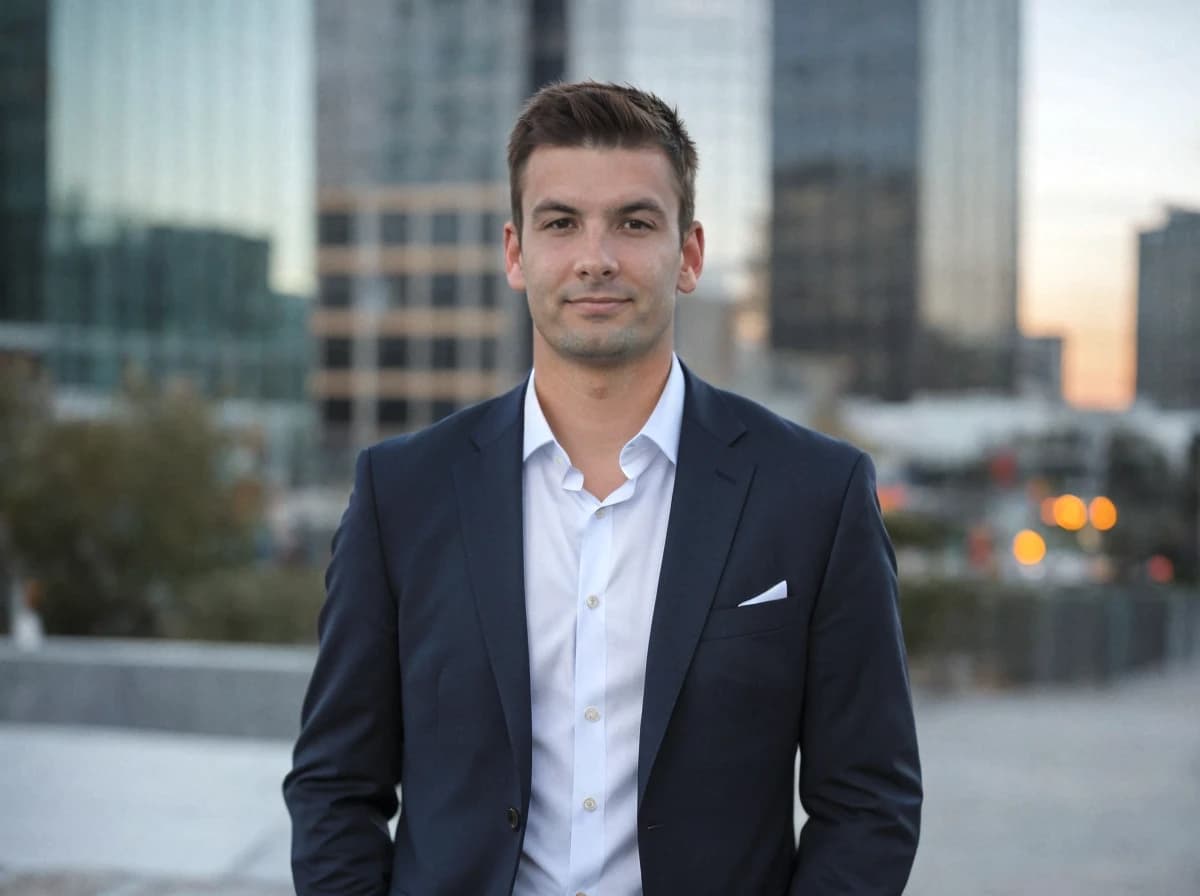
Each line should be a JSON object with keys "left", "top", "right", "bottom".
{"left": 362, "top": 384, "right": 522, "bottom": 472}
{"left": 710, "top": 385, "right": 868, "bottom": 477}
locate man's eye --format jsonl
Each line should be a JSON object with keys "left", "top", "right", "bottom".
{"left": 623, "top": 219, "right": 653, "bottom": 231}
{"left": 544, "top": 218, "right": 574, "bottom": 230}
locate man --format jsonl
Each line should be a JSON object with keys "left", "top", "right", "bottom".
{"left": 285, "top": 81, "right": 921, "bottom": 895}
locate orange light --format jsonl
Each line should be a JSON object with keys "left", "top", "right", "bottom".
{"left": 1089, "top": 496, "right": 1117, "bottom": 531}
{"left": 1052, "top": 494, "right": 1088, "bottom": 531}
{"left": 1013, "top": 529, "right": 1047, "bottom": 566}
{"left": 1148, "top": 555, "right": 1174, "bottom": 584}
{"left": 1040, "top": 497, "right": 1057, "bottom": 526}
{"left": 877, "top": 484, "right": 908, "bottom": 514}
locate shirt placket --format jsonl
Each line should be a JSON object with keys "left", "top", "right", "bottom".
{"left": 566, "top": 495, "right": 613, "bottom": 892}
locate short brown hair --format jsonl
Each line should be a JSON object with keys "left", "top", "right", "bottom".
{"left": 507, "top": 81, "right": 698, "bottom": 241}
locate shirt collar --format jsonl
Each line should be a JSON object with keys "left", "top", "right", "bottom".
{"left": 522, "top": 354, "right": 685, "bottom": 468}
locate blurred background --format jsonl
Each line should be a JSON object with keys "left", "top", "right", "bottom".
{"left": 1, "top": 0, "right": 1198, "bottom": 893}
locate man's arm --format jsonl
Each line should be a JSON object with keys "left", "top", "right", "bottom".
{"left": 791, "top": 452, "right": 922, "bottom": 894}
{"left": 283, "top": 447, "right": 402, "bottom": 895}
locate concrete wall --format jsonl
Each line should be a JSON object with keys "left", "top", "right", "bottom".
{"left": 0, "top": 638, "right": 314, "bottom": 740}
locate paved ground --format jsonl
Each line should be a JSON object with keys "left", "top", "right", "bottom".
{"left": 2, "top": 663, "right": 1198, "bottom": 895}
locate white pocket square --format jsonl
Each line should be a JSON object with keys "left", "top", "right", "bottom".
{"left": 737, "top": 580, "right": 788, "bottom": 607}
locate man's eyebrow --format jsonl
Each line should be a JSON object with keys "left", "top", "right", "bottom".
{"left": 530, "top": 200, "right": 580, "bottom": 217}
{"left": 614, "top": 199, "right": 668, "bottom": 218}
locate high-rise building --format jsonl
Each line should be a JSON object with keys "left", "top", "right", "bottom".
{"left": 770, "top": 0, "right": 1020, "bottom": 400}
{"left": 0, "top": 0, "right": 50, "bottom": 362}
{"left": 313, "top": 0, "right": 566, "bottom": 455}
{"left": 1137, "top": 207, "right": 1200, "bottom": 409}
{"left": 8, "top": 0, "right": 315, "bottom": 482}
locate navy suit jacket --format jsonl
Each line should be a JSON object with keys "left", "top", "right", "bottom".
{"left": 284, "top": 366, "right": 922, "bottom": 895}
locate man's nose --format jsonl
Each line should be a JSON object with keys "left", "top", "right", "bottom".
{"left": 573, "top": 230, "right": 619, "bottom": 280}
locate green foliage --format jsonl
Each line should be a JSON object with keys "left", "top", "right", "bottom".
{"left": 0, "top": 365, "right": 261, "bottom": 636}
{"left": 161, "top": 564, "right": 326, "bottom": 644}
{"left": 883, "top": 510, "right": 963, "bottom": 550}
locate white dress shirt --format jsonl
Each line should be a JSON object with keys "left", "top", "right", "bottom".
{"left": 513, "top": 355, "right": 684, "bottom": 896}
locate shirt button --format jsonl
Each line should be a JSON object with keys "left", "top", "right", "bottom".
{"left": 595, "top": 507, "right": 607, "bottom": 518}
{"left": 586, "top": 595, "right": 600, "bottom": 609}
{"left": 584, "top": 707, "right": 601, "bottom": 722}
{"left": 583, "top": 797, "right": 598, "bottom": 812}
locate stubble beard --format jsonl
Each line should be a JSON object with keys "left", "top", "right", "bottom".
{"left": 539, "top": 294, "right": 674, "bottom": 367}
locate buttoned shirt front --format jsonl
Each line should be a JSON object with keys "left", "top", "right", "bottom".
{"left": 512, "top": 355, "right": 684, "bottom": 896}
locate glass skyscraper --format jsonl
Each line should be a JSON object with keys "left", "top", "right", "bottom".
{"left": 43, "top": 0, "right": 313, "bottom": 412}
{"left": 770, "top": 0, "right": 1020, "bottom": 400}
{"left": 313, "top": 0, "right": 565, "bottom": 455}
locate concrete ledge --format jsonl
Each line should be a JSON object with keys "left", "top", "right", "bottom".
{"left": 0, "top": 638, "right": 315, "bottom": 740}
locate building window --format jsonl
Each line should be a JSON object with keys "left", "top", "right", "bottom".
{"left": 386, "top": 275, "right": 407, "bottom": 307}
{"left": 431, "top": 212, "right": 458, "bottom": 245}
{"left": 378, "top": 399, "right": 410, "bottom": 427}
{"left": 480, "top": 211, "right": 504, "bottom": 242}
{"left": 378, "top": 337, "right": 408, "bottom": 368}
{"left": 320, "top": 276, "right": 352, "bottom": 308}
{"left": 432, "top": 274, "right": 457, "bottom": 307}
{"left": 319, "top": 213, "right": 353, "bottom": 246}
{"left": 480, "top": 274, "right": 498, "bottom": 308}
{"left": 480, "top": 337, "right": 498, "bottom": 369}
{"left": 322, "top": 399, "right": 352, "bottom": 425}
{"left": 432, "top": 399, "right": 457, "bottom": 421}
{"left": 381, "top": 213, "right": 408, "bottom": 244}
{"left": 431, "top": 337, "right": 458, "bottom": 370}
{"left": 322, "top": 337, "right": 352, "bottom": 369}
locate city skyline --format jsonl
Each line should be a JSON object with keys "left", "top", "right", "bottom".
{"left": 1021, "top": 0, "right": 1200, "bottom": 408}
{"left": 41, "top": 0, "right": 1200, "bottom": 410}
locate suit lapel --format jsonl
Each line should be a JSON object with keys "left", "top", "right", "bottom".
{"left": 638, "top": 372, "right": 754, "bottom": 803}
{"left": 452, "top": 383, "right": 533, "bottom": 806}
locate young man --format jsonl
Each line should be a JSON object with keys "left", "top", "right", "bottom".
{"left": 285, "top": 81, "right": 922, "bottom": 895}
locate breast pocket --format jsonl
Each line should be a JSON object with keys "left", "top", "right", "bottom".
{"left": 699, "top": 596, "right": 796, "bottom": 641}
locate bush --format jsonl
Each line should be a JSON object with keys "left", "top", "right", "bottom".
{"left": 161, "top": 565, "right": 327, "bottom": 644}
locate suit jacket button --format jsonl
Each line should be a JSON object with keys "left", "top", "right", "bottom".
{"left": 506, "top": 807, "right": 521, "bottom": 831}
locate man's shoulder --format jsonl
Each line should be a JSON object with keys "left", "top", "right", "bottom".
{"left": 697, "top": 378, "right": 865, "bottom": 471}
{"left": 362, "top": 380, "right": 525, "bottom": 472}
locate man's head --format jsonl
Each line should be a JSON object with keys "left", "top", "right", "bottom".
{"left": 507, "top": 81, "right": 698, "bottom": 243}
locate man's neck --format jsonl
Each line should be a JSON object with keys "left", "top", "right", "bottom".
{"left": 533, "top": 346, "right": 673, "bottom": 500}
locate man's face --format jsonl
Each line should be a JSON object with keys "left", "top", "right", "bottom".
{"left": 504, "top": 145, "right": 704, "bottom": 368}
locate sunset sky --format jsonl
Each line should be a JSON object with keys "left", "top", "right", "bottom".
{"left": 1021, "top": 0, "right": 1200, "bottom": 408}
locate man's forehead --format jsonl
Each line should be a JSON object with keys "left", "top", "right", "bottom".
{"left": 521, "top": 145, "right": 679, "bottom": 210}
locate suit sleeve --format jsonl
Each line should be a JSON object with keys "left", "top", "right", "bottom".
{"left": 283, "top": 447, "right": 402, "bottom": 895}
{"left": 790, "top": 452, "right": 922, "bottom": 894}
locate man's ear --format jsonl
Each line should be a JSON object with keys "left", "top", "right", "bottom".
{"left": 504, "top": 221, "right": 526, "bottom": 291}
{"left": 676, "top": 221, "right": 705, "bottom": 294}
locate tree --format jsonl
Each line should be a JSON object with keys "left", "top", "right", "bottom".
{"left": 0, "top": 365, "right": 262, "bottom": 635}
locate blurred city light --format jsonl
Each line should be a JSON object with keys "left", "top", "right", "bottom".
{"left": 1013, "top": 529, "right": 1047, "bottom": 566}
{"left": 1052, "top": 495, "right": 1088, "bottom": 531}
{"left": 1088, "top": 496, "right": 1118, "bottom": 531}
{"left": 1147, "top": 554, "right": 1175, "bottom": 584}
{"left": 1039, "top": 496, "right": 1057, "bottom": 526}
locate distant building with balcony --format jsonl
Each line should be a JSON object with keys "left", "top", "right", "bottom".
{"left": 1137, "top": 207, "right": 1200, "bottom": 410}
{"left": 313, "top": 0, "right": 566, "bottom": 457}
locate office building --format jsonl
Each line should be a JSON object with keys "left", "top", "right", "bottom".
{"left": 770, "top": 0, "right": 1021, "bottom": 400}
{"left": 313, "top": 0, "right": 566, "bottom": 454}
{"left": 1137, "top": 207, "right": 1200, "bottom": 409}
{"left": 4, "top": 0, "right": 315, "bottom": 482}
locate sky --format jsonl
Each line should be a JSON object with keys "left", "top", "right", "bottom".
{"left": 1021, "top": 0, "right": 1200, "bottom": 408}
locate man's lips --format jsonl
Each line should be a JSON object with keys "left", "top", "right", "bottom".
{"left": 566, "top": 295, "right": 631, "bottom": 310}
